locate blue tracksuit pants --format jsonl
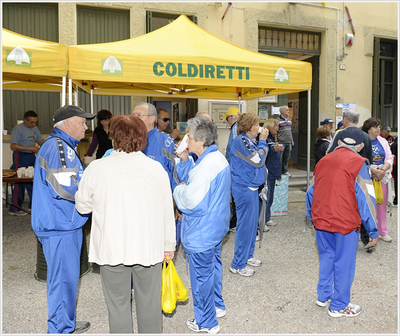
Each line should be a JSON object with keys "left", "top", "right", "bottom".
{"left": 315, "top": 229, "right": 359, "bottom": 311}
{"left": 187, "top": 241, "right": 224, "bottom": 330}
{"left": 231, "top": 185, "right": 259, "bottom": 270}
{"left": 39, "top": 229, "right": 83, "bottom": 334}
{"left": 9, "top": 151, "right": 35, "bottom": 212}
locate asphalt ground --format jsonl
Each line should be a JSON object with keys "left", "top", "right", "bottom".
{"left": 2, "top": 187, "right": 398, "bottom": 335}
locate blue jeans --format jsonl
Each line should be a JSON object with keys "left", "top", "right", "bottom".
{"left": 280, "top": 143, "right": 292, "bottom": 174}
{"left": 265, "top": 179, "right": 277, "bottom": 222}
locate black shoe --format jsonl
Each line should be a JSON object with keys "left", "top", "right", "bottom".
{"left": 72, "top": 321, "right": 90, "bottom": 334}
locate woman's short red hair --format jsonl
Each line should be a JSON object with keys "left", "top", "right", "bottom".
{"left": 109, "top": 115, "right": 147, "bottom": 153}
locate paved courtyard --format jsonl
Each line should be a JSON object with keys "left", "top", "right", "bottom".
{"left": 2, "top": 188, "right": 398, "bottom": 334}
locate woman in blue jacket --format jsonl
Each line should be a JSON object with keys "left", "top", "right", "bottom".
{"left": 229, "top": 113, "right": 269, "bottom": 277}
{"left": 174, "top": 117, "right": 231, "bottom": 334}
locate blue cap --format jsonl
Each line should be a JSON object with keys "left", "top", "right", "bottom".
{"left": 340, "top": 126, "right": 363, "bottom": 146}
{"left": 320, "top": 118, "right": 334, "bottom": 125}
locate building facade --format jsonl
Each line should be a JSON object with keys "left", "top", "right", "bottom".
{"left": 2, "top": 2, "right": 398, "bottom": 169}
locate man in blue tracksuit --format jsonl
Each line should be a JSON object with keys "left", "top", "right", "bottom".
{"left": 104, "top": 102, "right": 179, "bottom": 191}
{"left": 306, "top": 127, "right": 378, "bottom": 318}
{"left": 229, "top": 113, "right": 269, "bottom": 277}
{"left": 173, "top": 117, "right": 231, "bottom": 333}
{"left": 31, "top": 105, "right": 94, "bottom": 334}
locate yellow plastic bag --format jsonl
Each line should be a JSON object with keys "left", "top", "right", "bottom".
{"left": 161, "top": 261, "right": 176, "bottom": 314}
{"left": 169, "top": 260, "right": 189, "bottom": 303}
{"left": 373, "top": 179, "right": 384, "bottom": 204}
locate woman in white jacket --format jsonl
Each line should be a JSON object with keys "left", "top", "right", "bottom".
{"left": 76, "top": 115, "right": 176, "bottom": 334}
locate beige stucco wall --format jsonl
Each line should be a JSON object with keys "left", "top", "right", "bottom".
{"left": 58, "top": 2, "right": 397, "bottom": 125}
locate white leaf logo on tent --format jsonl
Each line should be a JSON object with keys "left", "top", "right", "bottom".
{"left": 274, "top": 67, "right": 289, "bottom": 82}
{"left": 103, "top": 56, "right": 122, "bottom": 73}
{"left": 7, "top": 46, "right": 30, "bottom": 65}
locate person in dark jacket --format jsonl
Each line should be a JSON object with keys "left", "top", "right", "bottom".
{"left": 260, "top": 118, "right": 283, "bottom": 228}
{"left": 314, "top": 127, "right": 331, "bottom": 166}
{"left": 84, "top": 109, "right": 113, "bottom": 159}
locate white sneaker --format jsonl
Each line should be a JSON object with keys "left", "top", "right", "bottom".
{"left": 266, "top": 220, "right": 277, "bottom": 227}
{"left": 263, "top": 225, "right": 270, "bottom": 232}
{"left": 186, "top": 318, "right": 220, "bottom": 333}
{"left": 328, "top": 303, "right": 362, "bottom": 318}
{"left": 131, "top": 288, "right": 135, "bottom": 299}
{"left": 229, "top": 265, "right": 255, "bottom": 277}
{"left": 255, "top": 235, "right": 260, "bottom": 242}
{"left": 316, "top": 299, "right": 330, "bottom": 307}
{"left": 379, "top": 235, "right": 393, "bottom": 242}
{"left": 216, "top": 307, "right": 226, "bottom": 318}
{"left": 247, "top": 258, "right": 262, "bottom": 267}
{"left": 284, "top": 172, "right": 292, "bottom": 177}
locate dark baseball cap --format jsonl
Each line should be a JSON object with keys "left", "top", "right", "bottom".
{"left": 320, "top": 118, "right": 333, "bottom": 125}
{"left": 340, "top": 126, "right": 363, "bottom": 146}
{"left": 53, "top": 105, "right": 96, "bottom": 124}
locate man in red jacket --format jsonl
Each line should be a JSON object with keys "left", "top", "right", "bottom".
{"left": 306, "top": 127, "right": 378, "bottom": 318}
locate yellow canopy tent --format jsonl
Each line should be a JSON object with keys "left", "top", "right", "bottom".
{"left": 68, "top": 15, "right": 312, "bottom": 100}
{"left": 2, "top": 28, "right": 68, "bottom": 95}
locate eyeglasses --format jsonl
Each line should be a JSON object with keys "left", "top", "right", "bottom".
{"left": 225, "top": 115, "right": 232, "bottom": 121}
{"left": 132, "top": 113, "right": 150, "bottom": 118}
{"left": 158, "top": 117, "right": 170, "bottom": 122}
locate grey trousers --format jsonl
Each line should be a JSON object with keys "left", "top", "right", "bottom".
{"left": 100, "top": 263, "right": 163, "bottom": 334}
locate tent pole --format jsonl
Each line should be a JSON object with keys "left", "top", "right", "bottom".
{"left": 304, "top": 89, "right": 312, "bottom": 233}
{"left": 90, "top": 88, "right": 94, "bottom": 131}
{"left": 68, "top": 79, "right": 72, "bottom": 105}
{"left": 61, "top": 77, "right": 66, "bottom": 106}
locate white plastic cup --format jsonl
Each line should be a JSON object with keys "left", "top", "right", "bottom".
{"left": 176, "top": 133, "right": 189, "bottom": 154}
{"left": 258, "top": 127, "right": 263, "bottom": 133}
{"left": 28, "top": 168, "right": 33, "bottom": 178}
{"left": 17, "top": 169, "right": 22, "bottom": 178}
{"left": 20, "top": 167, "right": 26, "bottom": 177}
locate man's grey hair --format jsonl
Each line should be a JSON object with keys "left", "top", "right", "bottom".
{"left": 338, "top": 142, "right": 363, "bottom": 153}
{"left": 53, "top": 116, "right": 75, "bottom": 128}
{"left": 279, "top": 105, "right": 288, "bottom": 113}
{"left": 343, "top": 109, "right": 360, "bottom": 125}
{"left": 195, "top": 111, "right": 211, "bottom": 119}
{"left": 187, "top": 117, "right": 218, "bottom": 147}
{"left": 135, "top": 102, "right": 157, "bottom": 118}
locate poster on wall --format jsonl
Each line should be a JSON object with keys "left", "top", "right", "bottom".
{"left": 342, "top": 103, "right": 357, "bottom": 113}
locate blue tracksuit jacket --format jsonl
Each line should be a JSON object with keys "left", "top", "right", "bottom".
{"left": 173, "top": 145, "right": 231, "bottom": 254}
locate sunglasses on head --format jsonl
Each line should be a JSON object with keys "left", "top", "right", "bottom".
{"left": 159, "top": 117, "right": 170, "bottom": 122}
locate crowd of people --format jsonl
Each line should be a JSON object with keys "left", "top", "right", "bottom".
{"left": 7, "top": 102, "right": 396, "bottom": 333}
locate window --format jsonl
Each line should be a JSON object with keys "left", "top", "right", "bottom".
{"left": 372, "top": 38, "right": 397, "bottom": 131}
{"left": 258, "top": 27, "right": 320, "bottom": 55}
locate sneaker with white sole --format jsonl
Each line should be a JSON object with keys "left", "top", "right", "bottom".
{"left": 229, "top": 265, "right": 255, "bottom": 277}
{"left": 8, "top": 211, "right": 27, "bottom": 216}
{"left": 328, "top": 303, "right": 362, "bottom": 317}
{"left": 315, "top": 299, "right": 330, "bottom": 307}
{"left": 247, "top": 258, "right": 262, "bottom": 267}
{"left": 284, "top": 172, "right": 292, "bottom": 177}
{"left": 379, "top": 235, "right": 393, "bottom": 242}
{"left": 263, "top": 225, "right": 270, "bottom": 232}
{"left": 186, "top": 318, "right": 220, "bottom": 333}
{"left": 266, "top": 220, "right": 277, "bottom": 227}
{"left": 216, "top": 307, "right": 226, "bottom": 318}
{"left": 255, "top": 235, "right": 260, "bottom": 242}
